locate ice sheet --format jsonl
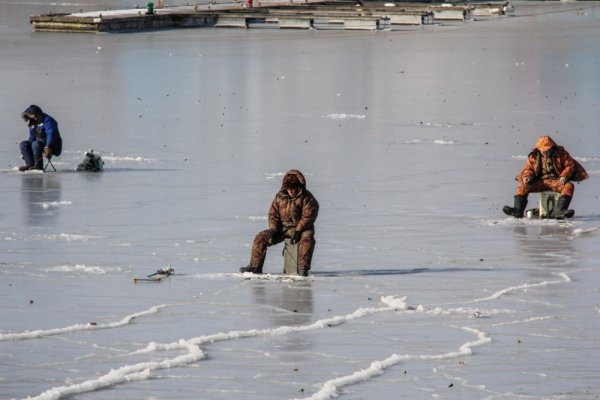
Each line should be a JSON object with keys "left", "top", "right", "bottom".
{"left": 1, "top": 1, "right": 599, "bottom": 399}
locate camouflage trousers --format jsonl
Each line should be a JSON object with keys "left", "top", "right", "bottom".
{"left": 516, "top": 178, "right": 574, "bottom": 197}
{"left": 249, "top": 229, "right": 316, "bottom": 272}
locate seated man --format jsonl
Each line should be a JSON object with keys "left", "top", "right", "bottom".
{"left": 19, "top": 105, "right": 62, "bottom": 171}
{"left": 503, "top": 135, "right": 588, "bottom": 219}
{"left": 240, "top": 170, "right": 319, "bottom": 276}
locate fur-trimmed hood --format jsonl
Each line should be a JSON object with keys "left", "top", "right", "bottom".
{"left": 21, "top": 105, "right": 44, "bottom": 123}
{"left": 268, "top": 169, "right": 318, "bottom": 233}
{"left": 281, "top": 170, "right": 307, "bottom": 190}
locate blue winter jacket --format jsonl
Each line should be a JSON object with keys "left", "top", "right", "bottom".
{"left": 23, "top": 105, "right": 61, "bottom": 154}
{"left": 28, "top": 114, "right": 60, "bottom": 147}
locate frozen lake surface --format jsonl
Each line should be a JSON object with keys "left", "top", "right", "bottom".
{"left": 1, "top": 1, "right": 600, "bottom": 399}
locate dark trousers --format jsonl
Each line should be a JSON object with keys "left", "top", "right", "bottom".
{"left": 250, "top": 229, "right": 316, "bottom": 271}
{"left": 20, "top": 139, "right": 45, "bottom": 168}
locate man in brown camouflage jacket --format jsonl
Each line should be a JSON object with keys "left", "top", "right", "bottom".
{"left": 240, "top": 169, "right": 319, "bottom": 276}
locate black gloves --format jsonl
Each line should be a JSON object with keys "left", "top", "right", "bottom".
{"left": 291, "top": 230, "right": 302, "bottom": 244}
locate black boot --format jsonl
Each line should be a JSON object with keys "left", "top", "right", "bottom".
{"left": 503, "top": 195, "right": 528, "bottom": 218}
{"left": 556, "top": 196, "right": 575, "bottom": 219}
{"left": 239, "top": 265, "right": 262, "bottom": 274}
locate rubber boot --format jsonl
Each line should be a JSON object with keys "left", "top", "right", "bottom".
{"left": 556, "top": 195, "right": 575, "bottom": 219}
{"left": 239, "top": 264, "right": 262, "bottom": 274}
{"left": 503, "top": 195, "right": 527, "bottom": 218}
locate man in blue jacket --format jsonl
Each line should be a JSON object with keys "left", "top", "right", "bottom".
{"left": 19, "top": 105, "right": 62, "bottom": 171}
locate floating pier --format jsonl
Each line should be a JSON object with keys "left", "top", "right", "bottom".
{"left": 30, "top": 1, "right": 511, "bottom": 33}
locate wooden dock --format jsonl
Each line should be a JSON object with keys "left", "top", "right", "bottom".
{"left": 30, "top": 1, "right": 511, "bottom": 33}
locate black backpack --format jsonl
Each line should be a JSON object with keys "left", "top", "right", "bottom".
{"left": 52, "top": 134, "right": 63, "bottom": 157}
{"left": 76, "top": 150, "right": 104, "bottom": 172}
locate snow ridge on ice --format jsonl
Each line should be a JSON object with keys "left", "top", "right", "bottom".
{"left": 294, "top": 326, "right": 491, "bottom": 400}
{"left": 132, "top": 295, "right": 408, "bottom": 355}
{"left": 0, "top": 305, "right": 167, "bottom": 342}
{"left": 323, "top": 113, "right": 366, "bottom": 120}
{"left": 44, "top": 264, "right": 121, "bottom": 275}
{"left": 41, "top": 201, "right": 72, "bottom": 209}
{"left": 22, "top": 297, "right": 407, "bottom": 400}
{"left": 24, "top": 341, "right": 204, "bottom": 400}
{"left": 471, "top": 272, "right": 571, "bottom": 303}
{"left": 404, "top": 139, "right": 458, "bottom": 145}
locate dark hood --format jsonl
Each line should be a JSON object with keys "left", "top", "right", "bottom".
{"left": 21, "top": 105, "right": 44, "bottom": 123}
{"left": 281, "top": 169, "right": 307, "bottom": 190}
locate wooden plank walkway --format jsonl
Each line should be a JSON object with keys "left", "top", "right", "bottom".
{"left": 30, "top": 1, "right": 511, "bottom": 33}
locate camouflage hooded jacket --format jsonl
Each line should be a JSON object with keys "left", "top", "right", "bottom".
{"left": 268, "top": 170, "right": 319, "bottom": 233}
{"left": 517, "top": 136, "right": 589, "bottom": 182}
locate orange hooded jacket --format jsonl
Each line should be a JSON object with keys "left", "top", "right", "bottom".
{"left": 517, "top": 136, "right": 589, "bottom": 182}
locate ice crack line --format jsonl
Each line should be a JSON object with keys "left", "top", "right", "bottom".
{"left": 0, "top": 305, "right": 168, "bottom": 342}
{"left": 470, "top": 272, "right": 571, "bottom": 303}
{"left": 130, "top": 295, "right": 408, "bottom": 355}
{"left": 22, "top": 296, "right": 407, "bottom": 400}
{"left": 22, "top": 341, "right": 204, "bottom": 400}
{"left": 293, "top": 326, "right": 491, "bottom": 400}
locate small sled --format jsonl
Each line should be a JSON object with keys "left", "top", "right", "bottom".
{"left": 132, "top": 276, "right": 162, "bottom": 283}
{"left": 133, "top": 266, "right": 175, "bottom": 283}
{"left": 525, "top": 191, "right": 574, "bottom": 219}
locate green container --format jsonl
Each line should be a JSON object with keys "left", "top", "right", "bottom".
{"left": 283, "top": 239, "right": 299, "bottom": 275}
{"left": 539, "top": 191, "right": 560, "bottom": 218}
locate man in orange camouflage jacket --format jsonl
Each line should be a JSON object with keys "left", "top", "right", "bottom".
{"left": 503, "top": 135, "right": 588, "bottom": 219}
{"left": 240, "top": 170, "right": 319, "bottom": 276}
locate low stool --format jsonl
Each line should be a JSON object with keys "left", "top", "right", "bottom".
{"left": 43, "top": 155, "right": 56, "bottom": 172}
{"left": 283, "top": 239, "right": 299, "bottom": 275}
